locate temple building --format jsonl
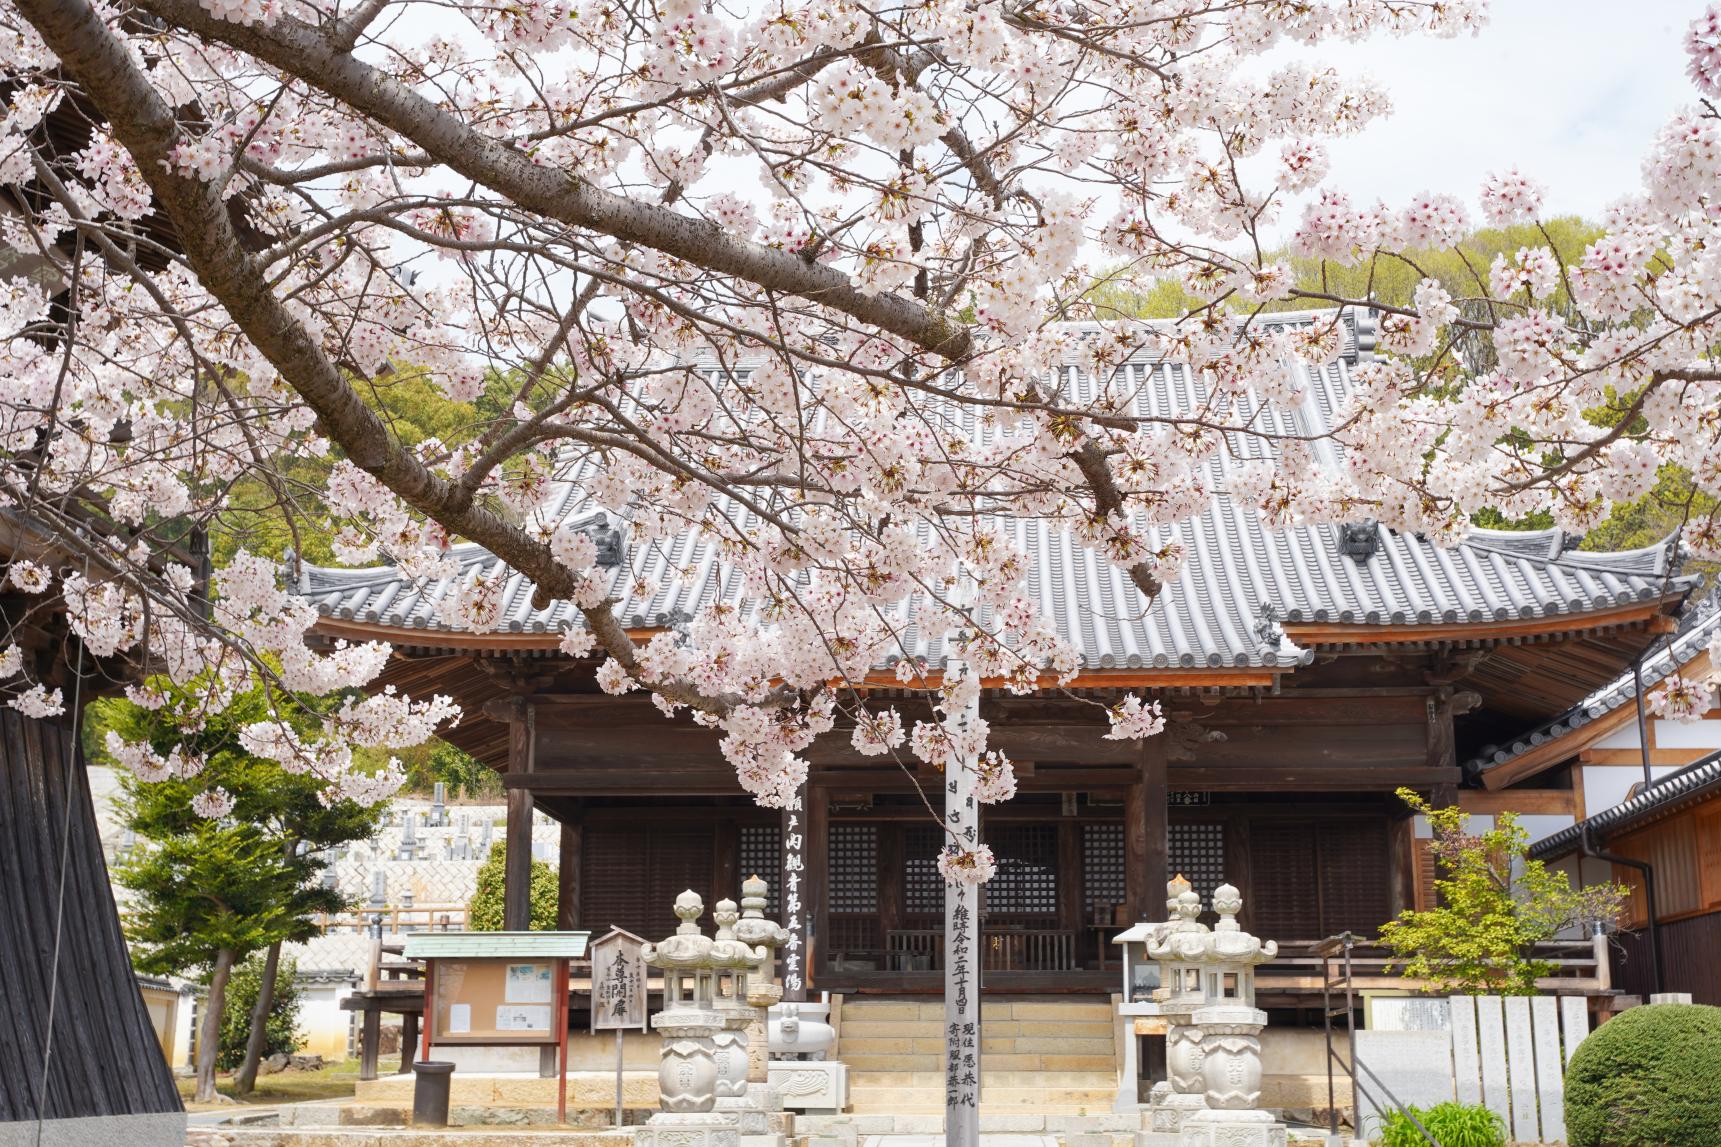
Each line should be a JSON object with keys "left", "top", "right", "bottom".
{"left": 304, "top": 309, "right": 1704, "bottom": 1004}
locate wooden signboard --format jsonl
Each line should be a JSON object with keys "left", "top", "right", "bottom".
{"left": 590, "top": 929, "right": 649, "bottom": 1032}
{"left": 402, "top": 931, "right": 589, "bottom": 1124}
{"left": 590, "top": 928, "right": 649, "bottom": 1127}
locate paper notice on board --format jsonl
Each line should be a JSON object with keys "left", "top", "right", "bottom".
{"left": 505, "top": 962, "right": 553, "bottom": 1004}
{"left": 496, "top": 1004, "right": 552, "bottom": 1031}
{"left": 448, "top": 1004, "right": 471, "bottom": 1034}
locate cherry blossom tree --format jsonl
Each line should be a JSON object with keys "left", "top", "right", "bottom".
{"left": 2, "top": 0, "right": 1721, "bottom": 877}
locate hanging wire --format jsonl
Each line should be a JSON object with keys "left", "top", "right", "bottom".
{"left": 34, "top": 556, "right": 91, "bottom": 1147}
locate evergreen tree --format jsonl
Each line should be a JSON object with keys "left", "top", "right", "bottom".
{"left": 109, "top": 682, "right": 386, "bottom": 1100}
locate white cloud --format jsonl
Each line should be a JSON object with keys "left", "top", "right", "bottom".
{"left": 1313, "top": 1, "right": 1695, "bottom": 222}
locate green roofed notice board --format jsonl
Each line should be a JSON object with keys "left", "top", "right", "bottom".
{"left": 403, "top": 931, "right": 591, "bottom": 961}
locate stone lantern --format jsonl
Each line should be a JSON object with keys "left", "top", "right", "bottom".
{"left": 639, "top": 890, "right": 749, "bottom": 1147}
{"left": 1174, "top": 884, "right": 1284, "bottom": 1147}
{"left": 1137, "top": 876, "right": 1213, "bottom": 1146}
{"left": 714, "top": 876, "right": 789, "bottom": 1143}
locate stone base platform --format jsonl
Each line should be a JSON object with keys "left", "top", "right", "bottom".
{"left": 193, "top": 1128, "right": 636, "bottom": 1147}
{"left": 343, "top": 1072, "right": 656, "bottom": 1127}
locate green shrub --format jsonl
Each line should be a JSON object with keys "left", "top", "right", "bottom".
{"left": 1377, "top": 1101, "right": 1505, "bottom": 1147}
{"left": 1565, "top": 1003, "right": 1721, "bottom": 1147}
{"left": 215, "top": 954, "right": 302, "bottom": 1071}
{"left": 467, "top": 840, "right": 559, "bottom": 930}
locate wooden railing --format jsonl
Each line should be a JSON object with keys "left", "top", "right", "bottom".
{"left": 1255, "top": 934, "right": 1612, "bottom": 996}
{"left": 883, "top": 928, "right": 1078, "bottom": 972}
{"left": 314, "top": 904, "right": 470, "bottom": 935}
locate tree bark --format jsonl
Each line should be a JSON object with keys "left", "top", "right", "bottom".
{"left": 233, "top": 939, "right": 282, "bottom": 1095}
{"left": 196, "top": 947, "right": 237, "bottom": 1104}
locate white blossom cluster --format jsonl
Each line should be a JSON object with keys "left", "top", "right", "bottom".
{"left": 4, "top": 0, "right": 1721, "bottom": 865}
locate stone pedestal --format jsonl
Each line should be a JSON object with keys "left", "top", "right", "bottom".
{"left": 1177, "top": 1109, "right": 1287, "bottom": 1147}
{"left": 767, "top": 1061, "right": 849, "bottom": 1114}
{"left": 636, "top": 1110, "right": 742, "bottom": 1147}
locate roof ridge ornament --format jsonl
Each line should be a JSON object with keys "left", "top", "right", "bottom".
{"left": 1336, "top": 519, "right": 1381, "bottom": 564}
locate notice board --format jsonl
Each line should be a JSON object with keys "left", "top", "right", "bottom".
{"left": 429, "top": 957, "right": 562, "bottom": 1045}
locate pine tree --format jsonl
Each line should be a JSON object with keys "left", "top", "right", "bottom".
{"left": 108, "top": 683, "right": 386, "bottom": 1100}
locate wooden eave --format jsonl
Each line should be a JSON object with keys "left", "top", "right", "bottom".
{"left": 1480, "top": 645, "right": 1716, "bottom": 791}
{"left": 1283, "top": 598, "right": 1676, "bottom": 648}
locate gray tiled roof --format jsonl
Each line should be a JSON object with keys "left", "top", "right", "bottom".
{"left": 1528, "top": 748, "right": 1721, "bottom": 860}
{"left": 1467, "top": 591, "right": 1721, "bottom": 774}
{"left": 304, "top": 310, "right": 1693, "bottom": 671}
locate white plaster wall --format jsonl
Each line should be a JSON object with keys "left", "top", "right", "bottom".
{"left": 1581, "top": 764, "right": 1686, "bottom": 819}
{"left": 296, "top": 981, "right": 358, "bottom": 1061}
{"left": 1652, "top": 718, "right": 1721, "bottom": 749}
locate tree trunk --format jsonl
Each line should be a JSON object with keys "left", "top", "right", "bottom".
{"left": 233, "top": 939, "right": 282, "bottom": 1095}
{"left": 196, "top": 947, "right": 237, "bottom": 1104}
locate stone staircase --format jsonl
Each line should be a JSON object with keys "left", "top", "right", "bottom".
{"left": 839, "top": 996, "right": 1119, "bottom": 1116}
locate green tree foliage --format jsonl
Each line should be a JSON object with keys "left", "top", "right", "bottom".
{"left": 216, "top": 953, "right": 303, "bottom": 1071}
{"left": 1083, "top": 219, "right": 1718, "bottom": 570}
{"left": 467, "top": 840, "right": 559, "bottom": 931}
{"left": 1378, "top": 789, "right": 1626, "bottom": 995}
{"left": 108, "top": 681, "right": 386, "bottom": 1098}
{"left": 1379, "top": 1102, "right": 1505, "bottom": 1147}
{"left": 376, "top": 736, "right": 502, "bottom": 800}
{"left": 1565, "top": 1004, "right": 1721, "bottom": 1147}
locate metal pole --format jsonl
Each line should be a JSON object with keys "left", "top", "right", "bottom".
{"left": 1342, "top": 936, "right": 1358, "bottom": 1139}
{"left": 1633, "top": 654, "right": 1654, "bottom": 790}
{"left": 944, "top": 663, "right": 981, "bottom": 1147}
{"left": 1323, "top": 947, "right": 1336, "bottom": 1138}
{"left": 614, "top": 1029, "right": 624, "bottom": 1128}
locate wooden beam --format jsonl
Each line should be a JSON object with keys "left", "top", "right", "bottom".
{"left": 1168, "top": 767, "right": 1461, "bottom": 790}
{"left": 1457, "top": 790, "right": 1578, "bottom": 815}
{"left": 1285, "top": 599, "right": 1673, "bottom": 647}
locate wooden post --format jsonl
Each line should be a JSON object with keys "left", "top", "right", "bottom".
{"left": 806, "top": 783, "right": 829, "bottom": 994}
{"left": 505, "top": 787, "right": 536, "bottom": 932}
{"left": 556, "top": 957, "right": 570, "bottom": 1124}
{"left": 557, "top": 815, "right": 583, "bottom": 932}
{"left": 400, "top": 1011, "right": 419, "bottom": 1075}
{"left": 1125, "top": 732, "right": 1169, "bottom": 924}
{"left": 419, "top": 961, "right": 434, "bottom": 1063}
{"left": 944, "top": 666, "right": 981, "bottom": 1147}
{"left": 360, "top": 1005, "right": 381, "bottom": 1081}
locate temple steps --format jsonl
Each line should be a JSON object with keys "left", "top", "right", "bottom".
{"left": 836, "top": 996, "right": 1119, "bottom": 1115}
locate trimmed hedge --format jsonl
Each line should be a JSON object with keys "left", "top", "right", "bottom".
{"left": 1564, "top": 1003, "right": 1721, "bottom": 1147}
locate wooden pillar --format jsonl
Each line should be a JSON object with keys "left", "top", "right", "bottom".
{"left": 1125, "top": 734, "right": 1169, "bottom": 924}
{"left": 505, "top": 787, "right": 535, "bottom": 931}
{"left": 1387, "top": 808, "right": 1417, "bottom": 916}
{"left": 807, "top": 784, "right": 829, "bottom": 988}
{"left": 714, "top": 818, "right": 739, "bottom": 899}
{"left": 557, "top": 814, "right": 583, "bottom": 932}
{"left": 878, "top": 823, "right": 904, "bottom": 944}
{"left": 1056, "top": 817, "right": 1084, "bottom": 934}
{"left": 503, "top": 700, "right": 536, "bottom": 932}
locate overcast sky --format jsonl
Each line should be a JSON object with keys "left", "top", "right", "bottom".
{"left": 1308, "top": 1, "right": 1696, "bottom": 222}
